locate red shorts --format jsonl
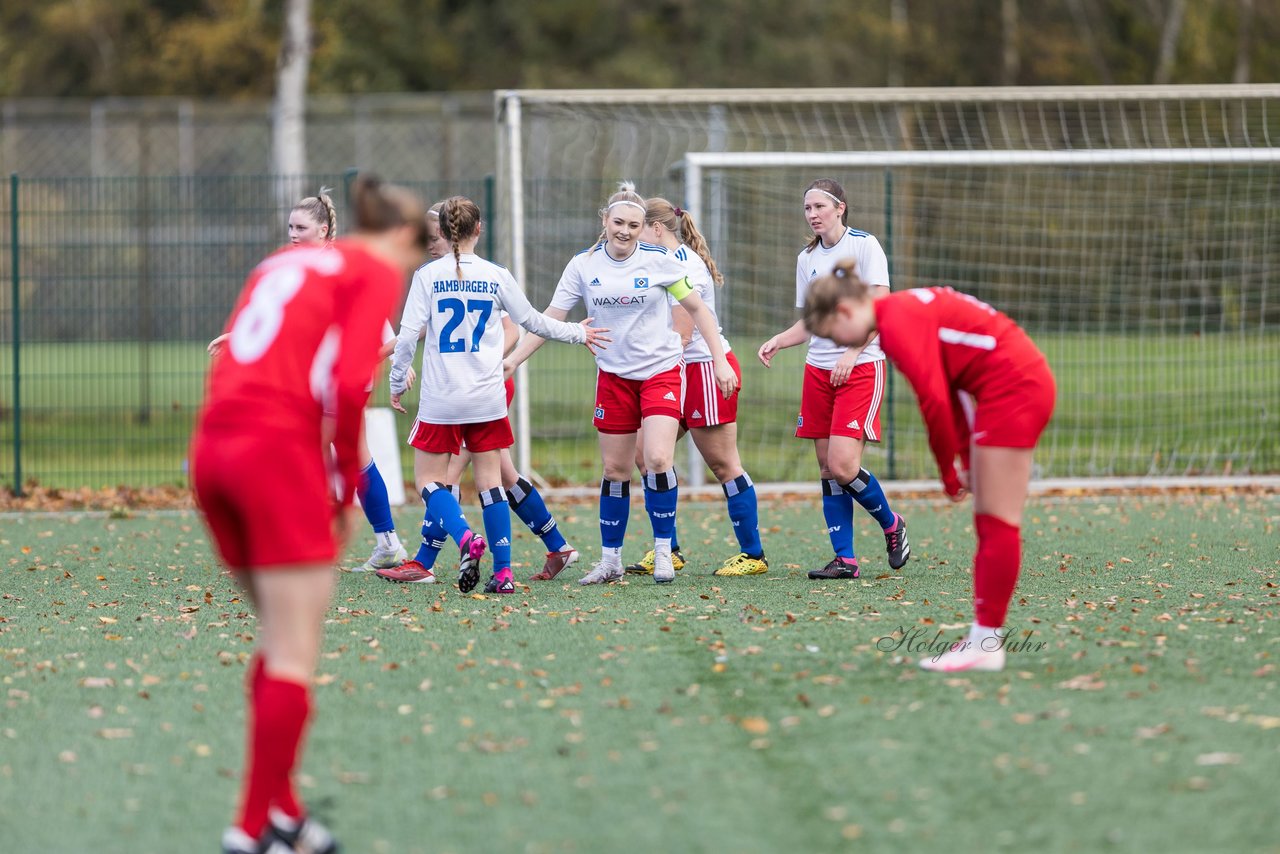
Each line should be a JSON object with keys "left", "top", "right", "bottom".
{"left": 683, "top": 352, "right": 741, "bottom": 428}
{"left": 192, "top": 429, "right": 336, "bottom": 570}
{"left": 966, "top": 361, "right": 1057, "bottom": 449}
{"left": 408, "top": 417, "right": 514, "bottom": 455}
{"left": 795, "top": 361, "right": 886, "bottom": 441}
{"left": 505, "top": 377, "right": 515, "bottom": 407}
{"left": 593, "top": 364, "right": 684, "bottom": 434}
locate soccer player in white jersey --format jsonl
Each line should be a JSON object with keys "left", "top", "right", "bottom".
{"left": 505, "top": 182, "right": 737, "bottom": 585}
{"left": 381, "top": 204, "right": 585, "bottom": 588}
{"left": 385, "top": 196, "right": 608, "bottom": 594}
{"left": 758, "top": 178, "right": 910, "bottom": 580}
{"left": 621, "top": 196, "right": 767, "bottom": 577}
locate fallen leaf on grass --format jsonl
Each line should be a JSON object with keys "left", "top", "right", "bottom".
{"left": 740, "top": 717, "right": 769, "bottom": 735}
{"left": 1195, "top": 752, "right": 1242, "bottom": 766}
{"left": 1057, "top": 673, "right": 1106, "bottom": 691}
{"left": 97, "top": 728, "right": 133, "bottom": 740}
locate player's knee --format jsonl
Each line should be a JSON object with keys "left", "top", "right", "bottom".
{"left": 827, "top": 457, "right": 861, "bottom": 484}
{"left": 708, "top": 458, "right": 741, "bottom": 484}
{"left": 601, "top": 461, "right": 632, "bottom": 482}
{"left": 644, "top": 451, "right": 674, "bottom": 473}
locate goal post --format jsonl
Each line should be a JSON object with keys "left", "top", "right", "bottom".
{"left": 498, "top": 86, "right": 1280, "bottom": 486}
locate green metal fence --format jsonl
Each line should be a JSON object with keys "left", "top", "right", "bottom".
{"left": 0, "top": 174, "right": 493, "bottom": 492}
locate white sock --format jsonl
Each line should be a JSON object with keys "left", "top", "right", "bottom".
{"left": 968, "top": 623, "right": 1003, "bottom": 649}
{"left": 602, "top": 546, "right": 622, "bottom": 564}
{"left": 654, "top": 538, "right": 672, "bottom": 554}
{"left": 559, "top": 543, "right": 575, "bottom": 553}
{"left": 376, "top": 531, "right": 402, "bottom": 551}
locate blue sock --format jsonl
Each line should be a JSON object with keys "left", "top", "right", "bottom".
{"left": 821, "top": 479, "right": 855, "bottom": 559}
{"left": 424, "top": 483, "right": 471, "bottom": 547}
{"left": 844, "top": 468, "right": 896, "bottom": 530}
{"left": 507, "top": 476, "right": 567, "bottom": 552}
{"left": 414, "top": 484, "right": 460, "bottom": 566}
{"left": 479, "top": 487, "right": 512, "bottom": 570}
{"left": 644, "top": 469, "right": 679, "bottom": 542}
{"left": 723, "top": 473, "right": 762, "bottom": 557}
{"left": 356, "top": 460, "right": 395, "bottom": 534}
{"left": 414, "top": 516, "right": 447, "bottom": 567}
{"left": 599, "top": 478, "right": 630, "bottom": 549}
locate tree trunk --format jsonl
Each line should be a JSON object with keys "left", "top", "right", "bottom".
{"left": 888, "top": 0, "right": 907, "bottom": 87}
{"left": 273, "top": 0, "right": 311, "bottom": 204}
{"left": 1234, "top": 0, "right": 1254, "bottom": 83}
{"left": 1153, "top": 0, "right": 1187, "bottom": 84}
{"left": 1066, "top": 0, "right": 1114, "bottom": 85}
{"left": 1001, "top": 0, "right": 1020, "bottom": 86}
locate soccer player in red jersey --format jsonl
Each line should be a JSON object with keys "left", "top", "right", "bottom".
{"left": 192, "top": 175, "right": 429, "bottom": 854}
{"left": 207, "top": 189, "right": 410, "bottom": 575}
{"left": 802, "top": 259, "right": 1056, "bottom": 673}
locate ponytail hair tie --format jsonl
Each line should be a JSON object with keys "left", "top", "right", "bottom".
{"left": 674, "top": 206, "right": 684, "bottom": 218}
{"left": 834, "top": 266, "right": 847, "bottom": 278}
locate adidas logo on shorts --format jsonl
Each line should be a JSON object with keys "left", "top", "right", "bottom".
{"left": 691, "top": 409, "right": 702, "bottom": 419}
{"left": 847, "top": 419, "right": 860, "bottom": 430}
{"left": 663, "top": 391, "right": 677, "bottom": 401}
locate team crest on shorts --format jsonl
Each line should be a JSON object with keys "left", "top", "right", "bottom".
{"left": 634, "top": 277, "right": 649, "bottom": 289}
{"left": 797, "top": 415, "right": 804, "bottom": 427}
{"left": 595, "top": 406, "right": 605, "bottom": 419}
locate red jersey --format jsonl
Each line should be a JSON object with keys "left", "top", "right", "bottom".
{"left": 874, "top": 287, "right": 1053, "bottom": 496}
{"left": 197, "top": 241, "right": 402, "bottom": 505}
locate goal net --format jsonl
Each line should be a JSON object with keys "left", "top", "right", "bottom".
{"left": 497, "top": 87, "right": 1280, "bottom": 486}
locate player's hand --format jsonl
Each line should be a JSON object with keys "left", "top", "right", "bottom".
{"left": 948, "top": 487, "right": 968, "bottom": 503}
{"left": 757, "top": 337, "right": 780, "bottom": 368}
{"left": 580, "top": 317, "right": 612, "bottom": 355}
{"left": 207, "top": 333, "right": 230, "bottom": 358}
{"left": 957, "top": 468, "right": 970, "bottom": 491}
{"left": 404, "top": 366, "right": 417, "bottom": 391}
{"left": 830, "top": 350, "right": 858, "bottom": 387}
{"left": 503, "top": 357, "right": 518, "bottom": 381}
{"left": 390, "top": 393, "right": 407, "bottom": 414}
{"left": 713, "top": 357, "right": 739, "bottom": 399}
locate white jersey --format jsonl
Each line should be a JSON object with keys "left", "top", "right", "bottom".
{"left": 549, "top": 242, "right": 689, "bottom": 381}
{"left": 795, "top": 228, "right": 890, "bottom": 369}
{"left": 390, "top": 253, "right": 585, "bottom": 425}
{"left": 672, "top": 244, "right": 731, "bottom": 363}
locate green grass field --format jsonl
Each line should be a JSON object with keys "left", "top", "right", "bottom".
{"left": 2, "top": 493, "right": 1278, "bottom": 852}
{"left": 2, "top": 332, "right": 1278, "bottom": 489}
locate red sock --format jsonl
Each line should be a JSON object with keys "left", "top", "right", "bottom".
{"left": 973, "top": 514, "right": 1021, "bottom": 628}
{"left": 236, "top": 668, "right": 311, "bottom": 837}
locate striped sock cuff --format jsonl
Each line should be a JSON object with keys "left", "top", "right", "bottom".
{"left": 506, "top": 476, "right": 534, "bottom": 507}
{"left": 821, "top": 479, "right": 844, "bottom": 497}
{"left": 478, "top": 487, "right": 506, "bottom": 508}
{"left": 846, "top": 468, "right": 872, "bottom": 492}
{"left": 722, "top": 472, "right": 754, "bottom": 498}
{"left": 600, "top": 478, "right": 630, "bottom": 499}
{"left": 448, "top": 483, "right": 461, "bottom": 502}
{"left": 644, "top": 469, "right": 678, "bottom": 492}
{"left": 421, "top": 481, "right": 448, "bottom": 501}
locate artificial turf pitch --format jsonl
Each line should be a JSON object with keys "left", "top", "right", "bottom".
{"left": 2, "top": 492, "right": 1278, "bottom": 853}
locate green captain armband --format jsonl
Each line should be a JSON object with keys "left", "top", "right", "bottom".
{"left": 665, "top": 276, "right": 694, "bottom": 301}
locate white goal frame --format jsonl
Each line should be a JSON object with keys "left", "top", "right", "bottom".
{"left": 498, "top": 85, "right": 1280, "bottom": 487}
